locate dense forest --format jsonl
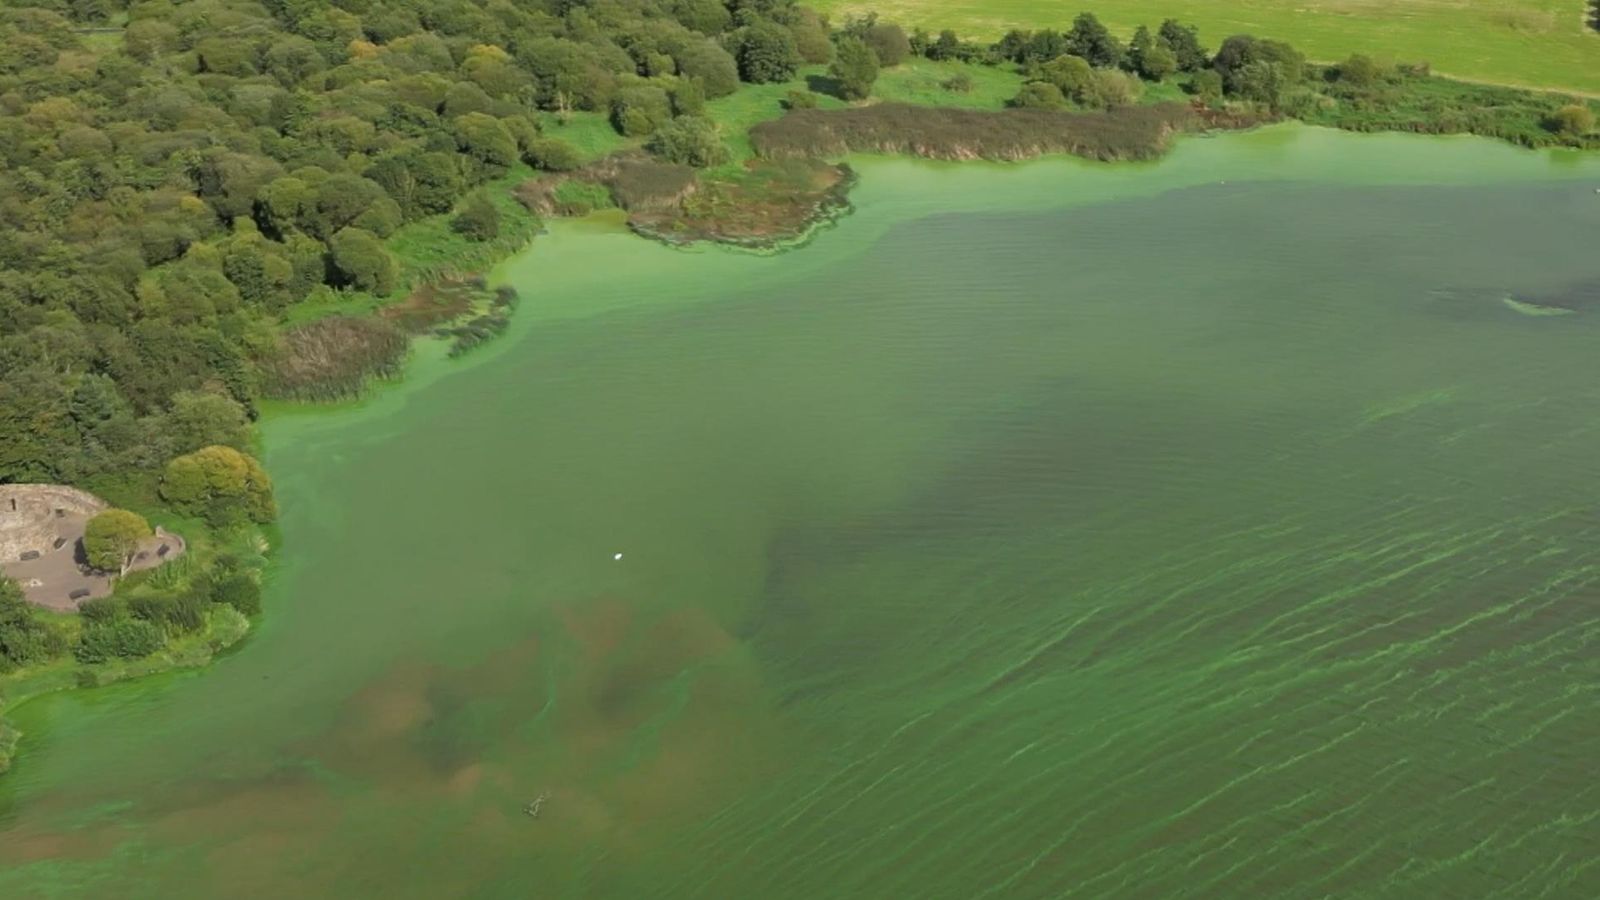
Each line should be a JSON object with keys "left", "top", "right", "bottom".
{"left": 0, "top": 0, "right": 828, "bottom": 495}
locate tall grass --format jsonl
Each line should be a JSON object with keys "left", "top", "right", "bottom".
{"left": 751, "top": 102, "right": 1197, "bottom": 162}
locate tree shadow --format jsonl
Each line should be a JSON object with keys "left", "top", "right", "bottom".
{"left": 805, "top": 73, "right": 846, "bottom": 100}
{"left": 1590, "top": 0, "right": 1600, "bottom": 31}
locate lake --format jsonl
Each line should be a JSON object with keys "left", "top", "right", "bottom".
{"left": 3, "top": 126, "right": 1599, "bottom": 898}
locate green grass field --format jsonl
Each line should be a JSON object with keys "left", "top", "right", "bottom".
{"left": 815, "top": 0, "right": 1600, "bottom": 94}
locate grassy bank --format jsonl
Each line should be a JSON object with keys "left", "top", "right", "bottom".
{"left": 815, "top": 0, "right": 1600, "bottom": 95}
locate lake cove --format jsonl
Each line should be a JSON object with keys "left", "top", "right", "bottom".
{"left": 3, "top": 127, "right": 1600, "bottom": 897}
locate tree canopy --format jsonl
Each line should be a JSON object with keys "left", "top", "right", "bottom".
{"left": 83, "top": 508, "right": 152, "bottom": 574}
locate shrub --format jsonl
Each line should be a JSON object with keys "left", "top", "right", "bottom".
{"left": 1081, "top": 70, "right": 1143, "bottom": 110}
{"left": 1338, "top": 54, "right": 1383, "bottom": 87}
{"left": 942, "top": 73, "right": 974, "bottom": 94}
{"left": 1547, "top": 104, "right": 1596, "bottom": 137}
{"left": 830, "top": 37, "right": 880, "bottom": 101}
{"left": 525, "top": 138, "right": 581, "bottom": 172}
{"left": 328, "top": 226, "right": 397, "bottom": 294}
{"left": 212, "top": 574, "right": 262, "bottom": 616}
{"left": 1187, "top": 69, "right": 1223, "bottom": 101}
{"left": 783, "top": 90, "right": 819, "bottom": 110}
{"left": 733, "top": 19, "right": 800, "bottom": 84}
{"left": 75, "top": 617, "right": 164, "bottom": 663}
{"left": 1011, "top": 82, "right": 1067, "bottom": 110}
{"left": 864, "top": 22, "right": 911, "bottom": 67}
{"left": 646, "top": 116, "right": 730, "bottom": 168}
{"left": 451, "top": 195, "right": 500, "bottom": 241}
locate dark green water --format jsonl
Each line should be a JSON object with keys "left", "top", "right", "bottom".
{"left": 4, "top": 128, "right": 1600, "bottom": 898}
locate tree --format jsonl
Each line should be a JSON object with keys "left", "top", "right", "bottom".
{"left": 929, "top": 30, "right": 962, "bottom": 61}
{"left": 1022, "top": 29, "right": 1066, "bottom": 65}
{"left": 830, "top": 36, "right": 880, "bottom": 101}
{"left": 1337, "top": 54, "right": 1382, "bottom": 88}
{"left": 1, "top": 575, "right": 67, "bottom": 672}
{"left": 83, "top": 509, "right": 152, "bottom": 575}
{"left": 1187, "top": 69, "right": 1224, "bottom": 101}
{"left": 453, "top": 113, "right": 519, "bottom": 174}
{"left": 646, "top": 116, "right": 730, "bottom": 167}
{"left": 1157, "top": 19, "right": 1209, "bottom": 72}
{"left": 1548, "top": 104, "right": 1596, "bottom": 138}
{"left": 328, "top": 227, "right": 397, "bottom": 294}
{"left": 451, "top": 195, "right": 500, "bottom": 241}
{"left": 160, "top": 445, "right": 277, "bottom": 526}
{"left": 1081, "top": 69, "right": 1142, "bottom": 109}
{"left": 1066, "top": 13, "right": 1123, "bottom": 69}
{"left": 163, "top": 390, "right": 251, "bottom": 455}
{"left": 1039, "top": 54, "right": 1095, "bottom": 100}
{"left": 610, "top": 84, "right": 673, "bottom": 136}
{"left": 1010, "top": 82, "right": 1067, "bottom": 109}
{"left": 1140, "top": 45, "right": 1177, "bottom": 82}
{"left": 674, "top": 39, "right": 740, "bottom": 98}
{"left": 1213, "top": 35, "right": 1305, "bottom": 106}
{"left": 864, "top": 22, "right": 911, "bottom": 67}
{"left": 525, "top": 138, "right": 582, "bottom": 172}
{"left": 733, "top": 19, "right": 799, "bottom": 83}
{"left": 1128, "top": 26, "right": 1177, "bottom": 80}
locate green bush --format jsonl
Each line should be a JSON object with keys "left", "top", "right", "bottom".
{"left": 645, "top": 116, "right": 730, "bottom": 167}
{"left": 525, "top": 138, "right": 582, "bottom": 172}
{"left": 75, "top": 617, "right": 165, "bottom": 664}
{"left": 451, "top": 195, "right": 501, "bottom": 241}
{"left": 212, "top": 574, "right": 263, "bottom": 616}
{"left": 783, "top": 90, "right": 819, "bottom": 110}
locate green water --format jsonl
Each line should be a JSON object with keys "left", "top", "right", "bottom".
{"left": 4, "top": 127, "right": 1600, "bottom": 898}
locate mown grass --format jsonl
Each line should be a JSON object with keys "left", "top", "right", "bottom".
{"left": 815, "top": 0, "right": 1600, "bottom": 94}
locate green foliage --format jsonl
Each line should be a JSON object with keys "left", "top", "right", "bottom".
{"left": 1547, "top": 104, "right": 1595, "bottom": 138}
{"left": 1158, "top": 20, "right": 1209, "bottom": 73}
{"left": 862, "top": 22, "right": 911, "bottom": 68}
{"left": 83, "top": 509, "right": 152, "bottom": 574}
{"left": 783, "top": 89, "right": 820, "bottom": 110}
{"left": 329, "top": 227, "right": 398, "bottom": 294}
{"left": 451, "top": 196, "right": 501, "bottom": 242}
{"left": 1011, "top": 82, "right": 1067, "bottom": 110}
{"left": 160, "top": 445, "right": 277, "bottom": 527}
{"left": 646, "top": 116, "right": 731, "bottom": 167}
{"left": 0, "top": 576, "right": 68, "bottom": 672}
{"left": 74, "top": 616, "right": 164, "bottom": 664}
{"left": 212, "top": 574, "right": 262, "bottom": 617}
{"left": 942, "top": 72, "right": 974, "bottom": 94}
{"left": 1338, "top": 54, "right": 1384, "bottom": 88}
{"left": 1213, "top": 35, "right": 1306, "bottom": 108}
{"left": 733, "top": 19, "right": 800, "bottom": 84}
{"left": 1066, "top": 13, "right": 1122, "bottom": 69}
{"left": 612, "top": 84, "right": 674, "bottom": 136}
{"left": 525, "top": 138, "right": 584, "bottom": 172}
{"left": 830, "top": 37, "right": 881, "bottom": 101}
{"left": 1038, "top": 55, "right": 1094, "bottom": 100}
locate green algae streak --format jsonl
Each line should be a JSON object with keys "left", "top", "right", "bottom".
{"left": 3, "top": 126, "right": 1600, "bottom": 898}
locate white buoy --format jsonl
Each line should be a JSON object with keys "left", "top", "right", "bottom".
{"left": 613, "top": 553, "right": 623, "bottom": 561}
